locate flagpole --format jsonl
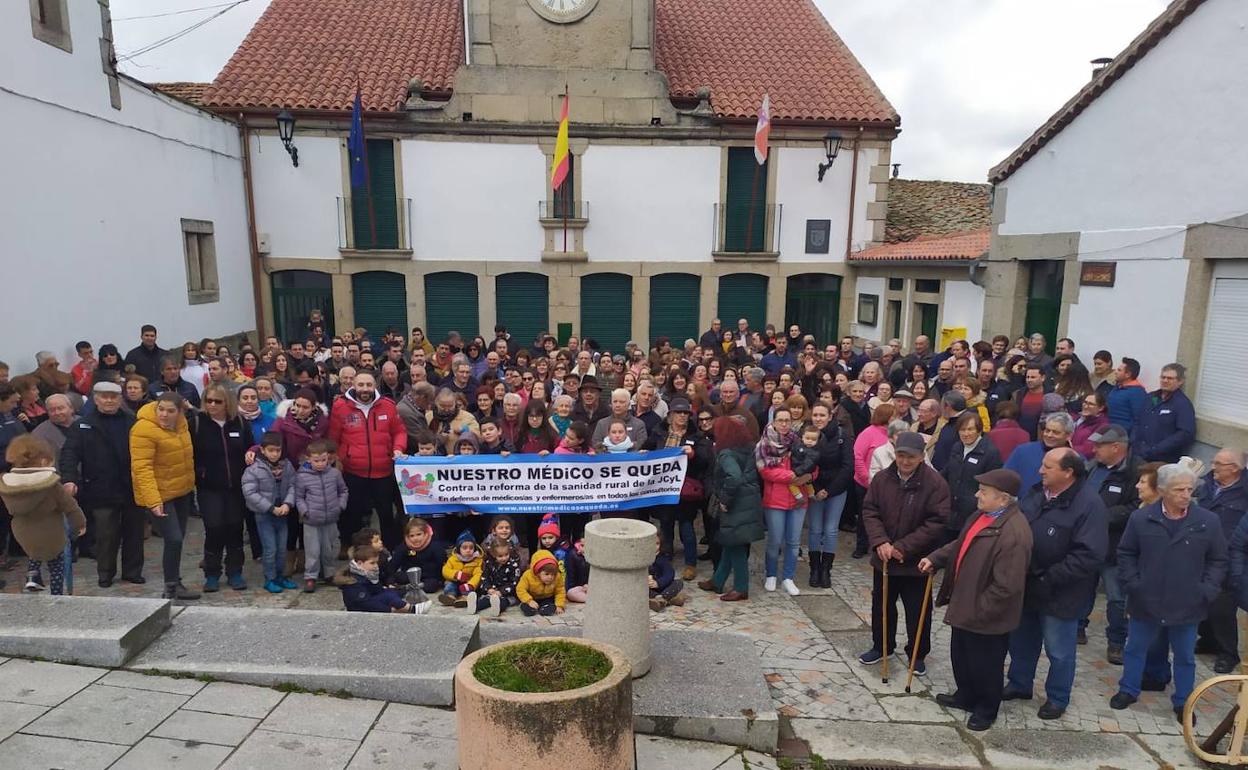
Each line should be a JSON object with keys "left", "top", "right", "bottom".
{"left": 562, "top": 84, "right": 569, "bottom": 253}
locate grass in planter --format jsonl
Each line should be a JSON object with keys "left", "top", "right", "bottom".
{"left": 474, "top": 641, "right": 611, "bottom": 693}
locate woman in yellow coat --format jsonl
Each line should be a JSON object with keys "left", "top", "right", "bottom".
{"left": 131, "top": 392, "right": 199, "bottom": 600}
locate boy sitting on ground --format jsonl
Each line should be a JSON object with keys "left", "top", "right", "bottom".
{"left": 439, "top": 530, "right": 483, "bottom": 608}
{"left": 648, "top": 534, "right": 687, "bottom": 612}
{"left": 335, "top": 544, "right": 431, "bottom": 614}
{"left": 517, "top": 549, "right": 566, "bottom": 616}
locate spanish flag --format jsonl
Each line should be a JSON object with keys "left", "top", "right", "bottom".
{"left": 551, "top": 90, "right": 570, "bottom": 191}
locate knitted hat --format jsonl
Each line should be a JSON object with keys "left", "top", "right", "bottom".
{"left": 537, "top": 513, "right": 560, "bottom": 540}
{"left": 530, "top": 549, "right": 558, "bottom": 575}
{"left": 455, "top": 529, "right": 477, "bottom": 547}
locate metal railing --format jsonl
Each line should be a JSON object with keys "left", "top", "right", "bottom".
{"left": 538, "top": 200, "right": 590, "bottom": 220}
{"left": 712, "top": 202, "right": 782, "bottom": 254}
{"left": 337, "top": 196, "right": 413, "bottom": 251}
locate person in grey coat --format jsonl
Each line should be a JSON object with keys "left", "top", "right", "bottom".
{"left": 293, "top": 438, "right": 349, "bottom": 591}
{"left": 241, "top": 432, "right": 297, "bottom": 593}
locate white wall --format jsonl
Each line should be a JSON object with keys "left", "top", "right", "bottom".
{"left": 999, "top": 0, "right": 1248, "bottom": 235}
{"left": 851, "top": 277, "right": 887, "bottom": 340}
{"left": 941, "top": 280, "right": 985, "bottom": 344}
{"left": 582, "top": 144, "right": 719, "bottom": 261}
{"left": 251, "top": 134, "right": 343, "bottom": 259}
{"left": 779, "top": 146, "right": 877, "bottom": 262}
{"left": 0, "top": 4, "right": 252, "bottom": 372}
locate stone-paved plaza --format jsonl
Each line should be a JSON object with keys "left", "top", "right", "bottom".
{"left": 0, "top": 515, "right": 1234, "bottom": 768}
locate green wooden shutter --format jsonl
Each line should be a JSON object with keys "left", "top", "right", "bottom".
{"left": 724, "top": 147, "right": 767, "bottom": 252}
{"left": 581, "top": 273, "right": 632, "bottom": 352}
{"left": 424, "top": 271, "right": 479, "bottom": 343}
{"left": 351, "top": 271, "right": 407, "bottom": 340}
{"left": 784, "top": 273, "right": 841, "bottom": 346}
{"left": 495, "top": 273, "right": 549, "bottom": 347}
{"left": 717, "top": 274, "right": 768, "bottom": 333}
{"left": 271, "top": 270, "right": 334, "bottom": 343}
{"left": 351, "top": 139, "right": 399, "bottom": 249}
{"left": 649, "top": 273, "right": 700, "bottom": 347}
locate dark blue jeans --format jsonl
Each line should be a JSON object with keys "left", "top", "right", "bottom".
{"left": 1007, "top": 609, "right": 1079, "bottom": 709}
{"left": 1119, "top": 620, "right": 1197, "bottom": 709}
{"left": 1078, "top": 563, "right": 1126, "bottom": 646}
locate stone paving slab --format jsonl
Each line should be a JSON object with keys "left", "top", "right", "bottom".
{"left": 152, "top": 709, "right": 260, "bottom": 746}
{"left": 259, "top": 692, "right": 386, "bottom": 742}
{"left": 99, "top": 668, "right": 208, "bottom": 695}
{"left": 0, "top": 733, "right": 129, "bottom": 769}
{"left": 0, "top": 594, "right": 171, "bottom": 667}
{"left": 372, "top": 702, "right": 456, "bottom": 736}
{"left": 879, "top": 693, "right": 957, "bottom": 722}
{"left": 793, "top": 594, "right": 867, "bottom": 632}
{"left": 347, "top": 731, "right": 457, "bottom": 769}
{"left": 112, "top": 736, "right": 234, "bottom": 770}
{"left": 0, "top": 700, "right": 46, "bottom": 741}
{"left": 183, "top": 681, "right": 288, "bottom": 718}
{"left": 974, "top": 729, "right": 1162, "bottom": 770}
{"left": 22, "top": 683, "right": 187, "bottom": 745}
{"left": 221, "top": 729, "right": 362, "bottom": 770}
{"left": 0, "top": 658, "right": 105, "bottom": 706}
{"left": 128, "top": 606, "right": 479, "bottom": 706}
{"left": 792, "top": 718, "right": 984, "bottom": 768}
{"left": 1131, "top": 733, "right": 1206, "bottom": 770}
{"left": 634, "top": 735, "right": 746, "bottom": 769}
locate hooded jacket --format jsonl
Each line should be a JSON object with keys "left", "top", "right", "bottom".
{"left": 0, "top": 467, "right": 88, "bottom": 560}
{"left": 293, "top": 462, "right": 349, "bottom": 525}
{"left": 241, "top": 458, "right": 296, "bottom": 515}
{"left": 329, "top": 389, "right": 406, "bottom": 478}
{"left": 517, "top": 549, "right": 567, "bottom": 606}
{"left": 129, "top": 401, "right": 195, "bottom": 508}
{"left": 711, "top": 446, "right": 765, "bottom": 547}
{"left": 442, "top": 531, "right": 484, "bottom": 587}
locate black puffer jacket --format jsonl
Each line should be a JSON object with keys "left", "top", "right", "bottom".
{"left": 191, "top": 414, "right": 251, "bottom": 491}
{"left": 813, "top": 421, "right": 854, "bottom": 498}
{"left": 942, "top": 438, "right": 1003, "bottom": 535}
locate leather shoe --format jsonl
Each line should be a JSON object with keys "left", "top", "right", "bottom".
{"left": 1037, "top": 701, "right": 1065, "bottom": 720}
{"left": 697, "top": 579, "right": 720, "bottom": 593}
{"left": 966, "top": 714, "right": 994, "bottom": 731}
{"left": 1076, "top": 628, "right": 1088, "bottom": 645}
{"left": 1109, "top": 692, "right": 1137, "bottom": 710}
{"left": 1214, "top": 656, "right": 1240, "bottom": 674}
{"left": 122, "top": 575, "right": 146, "bottom": 584}
{"left": 1177, "top": 706, "right": 1193, "bottom": 725}
{"left": 935, "top": 693, "right": 971, "bottom": 712}
{"left": 1000, "top": 688, "right": 1032, "bottom": 701}
{"left": 1106, "top": 644, "right": 1124, "bottom": 665}
{"left": 719, "top": 590, "right": 748, "bottom": 602}
{"left": 1140, "top": 678, "right": 1168, "bottom": 692}
{"left": 97, "top": 579, "right": 113, "bottom": 588}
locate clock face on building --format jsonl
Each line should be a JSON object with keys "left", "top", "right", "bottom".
{"left": 527, "top": 0, "right": 599, "bottom": 24}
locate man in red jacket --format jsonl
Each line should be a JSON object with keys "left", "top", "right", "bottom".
{"left": 329, "top": 371, "right": 406, "bottom": 549}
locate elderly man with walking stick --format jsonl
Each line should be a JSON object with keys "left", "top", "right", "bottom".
{"left": 919, "top": 469, "right": 1033, "bottom": 731}
{"left": 858, "top": 431, "right": 950, "bottom": 677}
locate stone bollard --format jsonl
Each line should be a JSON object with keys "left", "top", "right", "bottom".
{"left": 583, "top": 517, "right": 657, "bottom": 678}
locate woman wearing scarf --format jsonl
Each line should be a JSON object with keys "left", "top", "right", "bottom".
{"left": 756, "top": 408, "right": 813, "bottom": 597}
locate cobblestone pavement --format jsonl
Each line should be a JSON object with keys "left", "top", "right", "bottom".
{"left": 0, "top": 515, "right": 1233, "bottom": 768}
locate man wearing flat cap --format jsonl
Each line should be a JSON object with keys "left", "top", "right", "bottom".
{"left": 921, "top": 468, "right": 1032, "bottom": 732}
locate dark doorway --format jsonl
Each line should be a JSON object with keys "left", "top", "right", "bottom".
{"left": 785, "top": 273, "right": 842, "bottom": 346}
{"left": 271, "top": 270, "right": 333, "bottom": 343}
{"left": 1024, "top": 260, "right": 1064, "bottom": 354}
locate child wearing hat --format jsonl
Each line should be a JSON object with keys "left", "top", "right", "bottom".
{"left": 439, "top": 529, "right": 483, "bottom": 608}
{"left": 517, "top": 549, "right": 566, "bottom": 616}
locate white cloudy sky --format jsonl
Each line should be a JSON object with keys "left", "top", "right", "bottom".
{"left": 110, "top": 0, "right": 1169, "bottom": 181}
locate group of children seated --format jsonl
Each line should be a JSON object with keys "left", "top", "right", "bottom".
{"left": 336, "top": 512, "right": 689, "bottom": 616}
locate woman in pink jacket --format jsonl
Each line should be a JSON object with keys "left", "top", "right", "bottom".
{"left": 852, "top": 404, "right": 896, "bottom": 489}
{"left": 755, "top": 408, "right": 814, "bottom": 597}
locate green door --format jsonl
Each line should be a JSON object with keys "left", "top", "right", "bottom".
{"left": 718, "top": 274, "right": 768, "bottom": 334}
{"left": 424, "top": 271, "right": 479, "bottom": 343}
{"left": 496, "top": 272, "right": 549, "bottom": 347}
{"left": 351, "top": 139, "right": 399, "bottom": 250}
{"left": 784, "top": 273, "right": 841, "bottom": 346}
{"left": 724, "top": 147, "right": 767, "bottom": 252}
{"left": 581, "top": 273, "right": 632, "bottom": 352}
{"left": 271, "top": 270, "right": 334, "bottom": 343}
{"left": 649, "top": 273, "right": 700, "bottom": 347}
{"left": 916, "top": 302, "right": 939, "bottom": 341}
{"left": 351, "top": 271, "right": 406, "bottom": 340}
{"left": 1023, "top": 260, "right": 1064, "bottom": 354}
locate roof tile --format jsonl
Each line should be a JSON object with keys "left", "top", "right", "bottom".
{"left": 884, "top": 179, "right": 992, "bottom": 244}
{"left": 851, "top": 229, "right": 989, "bottom": 263}
{"left": 150, "top": 82, "right": 211, "bottom": 104}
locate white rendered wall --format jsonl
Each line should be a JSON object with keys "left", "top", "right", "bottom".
{"left": 779, "top": 146, "right": 878, "bottom": 262}
{"left": 0, "top": 4, "right": 251, "bottom": 372}
{"left": 250, "top": 134, "right": 343, "bottom": 259}
{"left": 998, "top": 0, "right": 1248, "bottom": 235}
{"left": 941, "top": 280, "right": 985, "bottom": 344}
{"left": 851, "top": 277, "right": 887, "bottom": 340}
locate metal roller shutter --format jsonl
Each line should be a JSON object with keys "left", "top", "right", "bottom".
{"left": 424, "top": 271, "right": 479, "bottom": 343}
{"left": 580, "top": 273, "right": 632, "bottom": 352}
{"left": 1196, "top": 269, "right": 1248, "bottom": 425}
{"left": 717, "top": 273, "right": 768, "bottom": 334}
{"left": 351, "top": 271, "right": 407, "bottom": 341}
{"left": 496, "top": 273, "right": 549, "bottom": 348}
{"left": 649, "top": 273, "right": 700, "bottom": 347}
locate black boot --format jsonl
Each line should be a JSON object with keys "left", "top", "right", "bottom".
{"left": 808, "top": 552, "right": 823, "bottom": 587}
{"left": 821, "top": 553, "right": 835, "bottom": 588}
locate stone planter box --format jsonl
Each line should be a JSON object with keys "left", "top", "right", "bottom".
{"left": 455, "top": 637, "right": 634, "bottom": 769}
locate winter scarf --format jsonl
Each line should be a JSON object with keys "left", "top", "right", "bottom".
{"left": 601, "top": 434, "right": 634, "bottom": 453}
{"left": 755, "top": 424, "right": 796, "bottom": 468}
{"left": 349, "top": 559, "right": 380, "bottom": 584}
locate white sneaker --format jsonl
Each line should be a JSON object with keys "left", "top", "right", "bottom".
{"left": 412, "top": 600, "right": 433, "bottom": 615}
{"left": 488, "top": 594, "right": 502, "bottom": 617}
{"left": 781, "top": 579, "right": 801, "bottom": 596}
{"left": 764, "top": 576, "right": 777, "bottom": 592}
{"left": 24, "top": 576, "right": 43, "bottom": 592}
{"left": 466, "top": 591, "right": 478, "bottom": 613}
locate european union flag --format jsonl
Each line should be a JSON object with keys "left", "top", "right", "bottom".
{"left": 348, "top": 85, "right": 367, "bottom": 188}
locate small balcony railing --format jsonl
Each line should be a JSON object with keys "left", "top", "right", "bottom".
{"left": 337, "top": 196, "right": 413, "bottom": 251}
{"left": 713, "top": 202, "right": 782, "bottom": 255}
{"left": 538, "top": 200, "right": 590, "bottom": 221}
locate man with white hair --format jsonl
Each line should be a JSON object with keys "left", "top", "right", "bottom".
{"left": 497, "top": 392, "right": 524, "bottom": 447}
{"left": 1004, "top": 412, "right": 1075, "bottom": 492}
{"left": 1111, "top": 463, "right": 1226, "bottom": 722}
{"left": 31, "top": 394, "right": 75, "bottom": 461}
{"left": 1196, "top": 448, "right": 1248, "bottom": 673}
{"left": 591, "top": 388, "right": 648, "bottom": 447}
{"left": 633, "top": 380, "right": 665, "bottom": 430}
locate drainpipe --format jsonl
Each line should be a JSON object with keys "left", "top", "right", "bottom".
{"left": 843, "top": 127, "right": 862, "bottom": 261}
{"left": 239, "top": 113, "right": 266, "bottom": 339}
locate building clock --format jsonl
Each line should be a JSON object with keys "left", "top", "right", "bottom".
{"left": 526, "top": 0, "right": 599, "bottom": 24}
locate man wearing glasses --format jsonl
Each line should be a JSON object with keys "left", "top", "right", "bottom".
{"left": 1133, "top": 363, "right": 1195, "bottom": 463}
{"left": 1199, "top": 449, "right": 1248, "bottom": 673}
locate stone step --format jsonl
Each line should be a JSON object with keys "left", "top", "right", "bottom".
{"left": 0, "top": 595, "right": 171, "bottom": 667}
{"left": 125, "top": 607, "right": 479, "bottom": 706}
{"left": 476, "top": 624, "right": 779, "bottom": 752}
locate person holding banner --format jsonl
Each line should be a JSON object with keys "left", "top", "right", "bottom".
{"left": 698, "top": 415, "right": 764, "bottom": 602}
{"left": 644, "top": 397, "right": 713, "bottom": 581}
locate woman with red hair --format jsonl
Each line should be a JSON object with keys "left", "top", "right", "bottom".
{"left": 697, "top": 415, "right": 764, "bottom": 601}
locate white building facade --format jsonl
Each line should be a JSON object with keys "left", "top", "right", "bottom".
{"left": 0, "top": 0, "right": 254, "bottom": 371}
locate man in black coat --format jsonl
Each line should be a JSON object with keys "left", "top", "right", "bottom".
{"left": 1078, "top": 425, "right": 1140, "bottom": 664}
{"left": 58, "top": 382, "right": 145, "bottom": 587}
{"left": 123, "top": 324, "right": 166, "bottom": 383}
{"left": 1196, "top": 448, "right": 1248, "bottom": 673}
{"left": 1004, "top": 447, "right": 1108, "bottom": 720}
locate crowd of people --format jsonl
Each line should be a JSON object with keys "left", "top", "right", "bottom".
{"left": 0, "top": 314, "right": 1244, "bottom": 733}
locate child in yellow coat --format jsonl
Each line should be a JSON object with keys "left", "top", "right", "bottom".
{"left": 517, "top": 549, "right": 566, "bottom": 616}
{"left": 439, "top": 530, "right": 482, "bottom": 608}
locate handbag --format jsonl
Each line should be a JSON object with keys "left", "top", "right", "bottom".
{"left": 680, "top": 475, "right": 705, "bottom": 502}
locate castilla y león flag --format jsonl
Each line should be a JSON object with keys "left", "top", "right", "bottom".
{"left": 551, "top": 90, "right": 570, "bottom": 190}
{"left": 754, "top": 93, "right": 771, "bottom": 165}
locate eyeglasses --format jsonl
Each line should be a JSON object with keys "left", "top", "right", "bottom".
{"left": 698, "top": 416, "right": 714, "bottom": 422}
{"left": 204, "top": 398, "right": 225, "bottom": 405}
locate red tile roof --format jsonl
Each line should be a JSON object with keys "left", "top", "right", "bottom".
{"left": 202, "top": 0, "right": 464, "bottom": 112}
{"left": 851, "top": 229, "right": 989, "bottom": 264}
{"left": 202, "top": 0, "right": 896, "bottom": 124}
{"left": 150, "top": 82, "right": 211, "bottom": 105}
{"left": 989, "top": 0, "right": 1206, "bottom": 183}
{"left": 654, "top": 0, "right": 897, "bottom": 123}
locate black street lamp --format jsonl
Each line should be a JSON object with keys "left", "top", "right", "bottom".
{"left": 817, "top": 130, "right": 843, "bottom": 182}
{"left": 276, "top": 110, "right": 299, "bottom": 167}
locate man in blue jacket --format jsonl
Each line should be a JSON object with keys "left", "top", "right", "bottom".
{"left": 1110, "top": 463, "right": 1226, "bottom": 722}
{"left": 1197, "top": 449, "right": 1248, "bottom": 673}
{"left": 1132, "top": 363, "right": 1195, "bottom": 463}
{"left": 1005, "top": 447, "right": 1108, "bottom": 720}
{"left": 1004, "top": 413, "right": 1075, "bottom": 492}
{"left": 1106, "top": 357, "right": 1148, "bottom": 434}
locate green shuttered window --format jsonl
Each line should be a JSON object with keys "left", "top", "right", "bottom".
{"left": 717, "top": 274, "right": 768, "bottom": 334}
{"left": 649, "top": 273, "right": 700, "bottom": 347}
{"left": 581, "top": 273, "right": 632, "bottom": 352}
{"left": 351, "top": 139, "right": 399, "bottom": 250}
{"left": 496, "top": 273, "right": 549, "bottom": 347}
{"left": 724, "top": 147, "right": 767, "bottom": 253}
{"left": 351, "top": 271, "right": 407, "bottom": 340}
{"left": 424, "top": 271, "right": 479, "bottom": 343}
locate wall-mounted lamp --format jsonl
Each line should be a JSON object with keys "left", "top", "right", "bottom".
{"left": 817, "top": 130, "right": 843, "bottom": 182}
{"left": 276, "top": 110, "right": 299, "bottom": 167}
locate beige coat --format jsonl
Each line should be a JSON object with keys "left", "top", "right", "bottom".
{"left": 0, "top": 467, "right": 87, "bottom": 560}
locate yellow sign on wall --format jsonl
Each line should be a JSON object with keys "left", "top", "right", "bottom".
{"left": 940, "top": 327, "right": 968, "bottom": 349}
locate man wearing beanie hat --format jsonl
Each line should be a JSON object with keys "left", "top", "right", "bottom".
{"left": 920, "top": 468, "right": 1032, "bottom": 731}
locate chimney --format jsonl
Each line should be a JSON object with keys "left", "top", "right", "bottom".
{"left": 1090, "top": 57, "right": 1113, "bottom": 80}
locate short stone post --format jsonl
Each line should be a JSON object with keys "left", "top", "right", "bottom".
{"left": 583, "top": 517, "right": 657, "bottom": 678}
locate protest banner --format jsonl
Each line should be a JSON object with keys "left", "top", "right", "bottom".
{"left": 394, "top": 447, "right": 688, "bottom": 515}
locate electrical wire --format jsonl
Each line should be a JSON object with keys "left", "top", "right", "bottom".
{"left": 112, "top": 1, "right": 246, "bottom": 22}
{"left": 115, "top": 0, "right": 251, "bottom": 62}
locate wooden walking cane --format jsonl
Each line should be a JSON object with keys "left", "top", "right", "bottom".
{"left": 881, "top": 558, "right": 890, "bottom": 684}
{"left": 906, "top": 572, "right": 935, "bottom": 693}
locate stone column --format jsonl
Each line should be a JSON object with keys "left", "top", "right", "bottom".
{"left": 583, "top": 517, "right": 657, "bottom": 678}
